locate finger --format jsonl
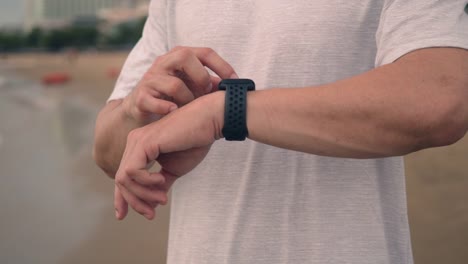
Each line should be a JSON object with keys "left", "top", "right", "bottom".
{"left": 117, "top": 181, "right": 155, "bottom": 220}
{"left": 125, "top": 128, "right": 159, "bottom": 169}
{"left": 133, "top": 170, "right": 176, "bottom": 207}
{"left": 128, "top": 168, "right": 166, "bottom": 186}
{"left": 114, "top": 137, "right": 134, "bottom": 220}
{"left": 136, "top": 90, "right": 178, "bottom": 115}
{"left": 146, "top": 75, "right": 195, "bottom": 106}
{"left": 168, "top": 47, "right": 238, "bottom": 80}
{"left": 114, "top": 185, "right": 128, "bottom": 220}
{"left": 167, "top": 45, "right": 185, "bottom": 54}
{"left": 160, "top": 169, "right": 179, "bottom": 191}
{"left": 148, "top": 200, "right": 160, "bottom": 209}
{"left": 124, "top": 178, "right": 169, "bottom": 205}
{"left": 117, "top": 131, "right": 158, "bottom": 219}
{"left": 158, "top": 49, "right": 212, "bottom": 97}
{"left": 191, "top": 47, "right": 238, "bottom": 79}
{"left": 209, "top": 75, "right": 223, "bottom": 92}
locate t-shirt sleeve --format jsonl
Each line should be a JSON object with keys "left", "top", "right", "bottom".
{"left": 375, "top": 0, "right": 468, "bottom": 66}
{"left": 107, "top": 0, "right": 168, "bottom": 102}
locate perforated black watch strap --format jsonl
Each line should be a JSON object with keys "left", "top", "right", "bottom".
{"left": 218, "top": 79, "right": 255, "bottom": 141}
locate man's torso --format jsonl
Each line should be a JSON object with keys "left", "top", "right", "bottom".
{"left": 163, "top": 1, "right": 412, "bottom": 263}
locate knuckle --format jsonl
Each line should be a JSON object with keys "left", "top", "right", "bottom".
{"left": 141, "top": 71, "right": 152, "bottom": 81}
{"left": 171, "top": 45, "right": 184, "bottom": 52}
{"left": 153, "top": 55, "right": 164, "bottom": 66}
{"left": 115, "top": 176, "right": 126, "bottom": 186}
{"left": 127, "top": 129, "right": 141, "bottom": 141}
{"left": 127, "top": 129, "right": 136, "bottom": 140}
{"left": 175, "top": 48, "right": 193, "bottom": 61}
{"left": 123, "top": 167, "right": 135, "bottom": 178}
{"left": 199, "top": 48, "right": 217, "bottom": 59}
{"left": 167, "top": 78, "right": 183, "bottom": 95}
{"left": 134, "top": 93, "right": 145, "bottom": 107}
{"left": 200, "top": 47, "right": 215, "bottom": 58}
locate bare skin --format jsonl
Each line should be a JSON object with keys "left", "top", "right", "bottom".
{"left": 112, "top": 48, "right": 468, "bottom": 220}
{"left": 93, "top": 47, "right": 238, "bottom": 178}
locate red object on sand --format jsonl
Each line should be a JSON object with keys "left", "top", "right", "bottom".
{"left": 42, "top": 73, "right": 71, "bottom": 85}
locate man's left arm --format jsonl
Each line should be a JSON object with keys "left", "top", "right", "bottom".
{"left": 244, "top": 47, "right": 468, "bottom": 158}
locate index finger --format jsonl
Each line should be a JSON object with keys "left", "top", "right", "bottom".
{"left": 191, "top": 47, "right": 239, "bottom": 79}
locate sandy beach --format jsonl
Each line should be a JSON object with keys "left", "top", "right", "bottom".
{"left": 0, "top": 51, "right": 171, "bottom": 264}
{"left": 1, "top": 52, "right": 467, "bottom": 264}
{"left": 2, "top": 51, "right": 128, "bottom": 103}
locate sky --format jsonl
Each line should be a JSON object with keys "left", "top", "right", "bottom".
{"left": 0, "top": 0, "right": 24, "bottom": 27}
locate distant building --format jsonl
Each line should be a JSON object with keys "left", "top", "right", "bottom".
{"left": 24, "top": 0, "right": 149, "bottom": 31}
{"left": 98, "top": 1, "right": 149, "bottom": 29}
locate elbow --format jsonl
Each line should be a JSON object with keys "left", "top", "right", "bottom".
{"left": 413, "top": 95, "right": 467, "bottom": 150}
{"left": 92, "top": 100, "right": 127, "bottom": 179}
{"left": 91, "top": 143, "right": 104, "bottom": 173}
{"left": 92, "top": 141, "right": 116, "bottom": 179}
{"left": 427, "top": 119, "right": 467, "bottom": 148}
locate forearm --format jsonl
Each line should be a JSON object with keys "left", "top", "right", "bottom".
{"left": 93, "top": 100, "right": 152, "bottom": 177}
{"left": 243, "top": 49, "right": 468, "bottom": 158}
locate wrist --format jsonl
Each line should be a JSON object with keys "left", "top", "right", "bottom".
{"left": 202, "top": 91, "right": 226, "bottom": 140}
{"left": 121, "top": 96, "right": 133, "bottom": 117}
{"left": 217, "top": 79, "right": 255, "bottom": 140}
{"left": 121, "top": 96, "right": 157, "bottom": 125}
{"left": 121, "top": 96, "right": 139, "bottom": 122}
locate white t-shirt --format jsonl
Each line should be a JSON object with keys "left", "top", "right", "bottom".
{"left": 108, "top": 1, "right": 468, "bottom": 263}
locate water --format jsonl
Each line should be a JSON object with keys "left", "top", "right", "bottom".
{"left": 0, "top": 66, "right": 169, "bottom": 264}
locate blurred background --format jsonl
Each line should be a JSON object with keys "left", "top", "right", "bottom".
{"left": 0, "top": 1, "right": 467, "bottom": 264}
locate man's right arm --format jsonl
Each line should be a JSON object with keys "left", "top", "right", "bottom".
{"left": 93, "top": 99, "right": 146, "bottom": 178}
{"left": 93, "top": 47, "right": 238, "bottom": 178}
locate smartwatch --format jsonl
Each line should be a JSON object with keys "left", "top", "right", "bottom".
{"left": 218, "top": 79, "right": 255, "bottom": 141}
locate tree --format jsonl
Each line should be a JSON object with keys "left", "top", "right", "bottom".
{"left": 42, "top": 29, "right": 70, "bottom": 51}
{"left": 41, "top": 25, "right": 98, "bottom": 51}
{"left": 0, "top": 31, "right": 24, "bottom": 52}
{"left": 103, "top": 16, "right": 147, "bottom": 47}
{"left": 25, "top": 27, "right": 44, "bottom": 48}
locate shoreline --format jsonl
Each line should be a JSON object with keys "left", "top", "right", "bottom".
{"left": 1, "top": 51, "right": 130, "bottom": 104}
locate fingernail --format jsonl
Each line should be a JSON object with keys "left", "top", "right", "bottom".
{"left": 230, "top": 73, "right": 239, "bottom": 79}
{"left": 115, "top": 209, "right": 119, "bottom": 219}
{"left": 169, "top": 105, "right": 178, "bottom": 112}
{"left": 205, "top": 82, "right": 213, "bottom": 93}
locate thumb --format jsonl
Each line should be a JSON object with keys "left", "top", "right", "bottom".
{"left": 209, "top": 75, "right": 223, "bottom": 93}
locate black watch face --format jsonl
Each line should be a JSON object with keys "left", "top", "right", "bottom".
{"left": 219, "top": 79, "right": 255, "bottom": 91}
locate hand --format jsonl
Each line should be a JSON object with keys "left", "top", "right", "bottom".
{"left": 115, "top": 47, "right": 236, "bottom": 218}
{"left": 114, "top": 92, "right": 225, "bottom": 220}
{"left": 122, "top": 46, "right": 238, "bottom": 123}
